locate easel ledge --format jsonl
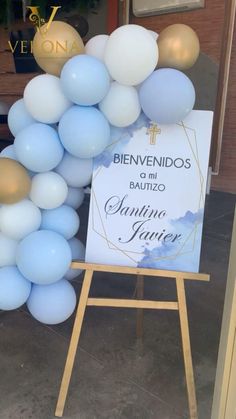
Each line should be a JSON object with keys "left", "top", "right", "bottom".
{"left": 71, "top": 261, "right": 210, "bottom": 282}
{"left": 55, "top": 262, "right": 210, "bottom": 419}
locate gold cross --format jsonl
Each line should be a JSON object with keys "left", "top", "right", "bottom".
{"left": 147, "top": 123, "right": 161, "bottom": 145}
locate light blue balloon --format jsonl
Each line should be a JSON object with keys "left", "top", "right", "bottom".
{"left": 65, "top": 238, "right": 85, "bottom": 280}
{"left": 27, "top": 279, "right": 76, "bottom": 324}
{"left": 14, "top": 122, "right": 64, "bottom": 172}
{"left": 61, "top": 54, "right": 110, "bottom": 106}
{"left": 40, "top": 205, "right": 80, "bottom": 240}
{"left": 0, "top": 145, "right": 17, "bottom": 160}
{"left": 58, "top": 106, "right": 110, "bottom": 159}
{"left": 16, "top": 230, "right": 72, "bottom": 285}
{"left": 0, "top": 233, "right": 18, "bottom": 267}
{"left": 139, "top": 69, "right": 195, "bottom": 125}
{"left": 8, "top": 98, "right": 36, "bottom": 136}
{"left": 55, "top": 151, "right": 93, "bottom": 188}
{"left": 65, "top": 187, "right": 85, "bottom": 209}
{"left": 0, "top": 266, "right": 31, "bottom": 310}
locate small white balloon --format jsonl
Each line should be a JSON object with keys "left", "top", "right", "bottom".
{"left": 55, "top": 152, "right": 93, "bottom": 188}
{"left": 104, "top": 24, "right": 158, "bottom": 86}
{"left": 24, "top": 74, "right": 72, "bottom": 123}
{"left": 65, "top": 187, "right": 85, "bottom": 209}
{"left": 0, "top": 199, "right": 41, "bottom": 240}
{"left": 149, "top": 30, "right": 159, "bottom": 41}
{"left": 0, "top": 233, "right": 18, "bottom": 267}
{"left": 30, "top": 172, "right": 68, "bottom": 209}
{"left": 85, "top": 34, "right": 109, "bottom": 62}
{"left": 99, "top": 81, "right": 141, "bottom": 127}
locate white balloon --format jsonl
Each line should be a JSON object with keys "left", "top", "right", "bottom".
{"left": 149, "top": 30, "right": 159, "bottom": 41}
{"left": 99, "top": 81, "right": 141, "bottom": 127}
{"left": 65, "top": 187, "right": 85, "bottom": 209}
{"left": 24, "top": 74, "right": 72, "bottom": 123}
{"left": 85, "top": 34, "right": 109, "bottom": 62}
{"left": 65, "top": 238, "right": 85, "bottom": 280}
{"left": 104, "top": 24, "right": 158, "bottom": 86}
{"left": 0, "top": 199, "right": 41, "bottom": 240}
{"left": 55, "top": 152, "right": 93, "bottom": 187}
{"left": 0, "top": 233, "right": 18, "bottom": 267}
{"left": 30, "top": 172, "right": 68, "bottom": 209}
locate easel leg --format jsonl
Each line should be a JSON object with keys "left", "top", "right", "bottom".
{"left": 55, "top": 269, "right": 93, "bottom": 417}
{"left": 136, "top": 275, "right": 144, "bottom": 340}
{"left": 176, "top": 277, "right": 198, "bottom": 419}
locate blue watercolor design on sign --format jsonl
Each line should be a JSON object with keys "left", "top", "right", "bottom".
{"left": 94, "top": 113, "right": 150, "bottom": 170}
{"left": 138, "top": 209, "right": 204, "bottom": 272}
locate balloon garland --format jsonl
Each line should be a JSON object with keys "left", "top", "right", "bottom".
{"left": 0, "top": 23, "right": 200, "bottom": 325}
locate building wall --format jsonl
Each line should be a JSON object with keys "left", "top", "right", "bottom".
{"left": 132, "top": 0, "right": 236, "bottom": 194}
{"left": 210, "top": 22, "right": 236, "bottom": 193}
{"left": 0, "top": 25, "right": 37, "bottom": 140}
{"left": 131, "top": 1, "right": 225, "bottom": 62}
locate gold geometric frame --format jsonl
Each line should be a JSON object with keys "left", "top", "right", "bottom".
{"left": 89, "top": 121, "right": 206, "bottom": 266}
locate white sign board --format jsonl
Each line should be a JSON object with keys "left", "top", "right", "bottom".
{"left": 85, "top": 110, "right": 213, "bottom": 273}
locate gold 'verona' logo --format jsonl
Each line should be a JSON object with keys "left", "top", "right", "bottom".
{"left": 26, "top": 6, "right": 61, "bottom": 35}
{"left": 8, "top": 6, "right": 62, "bottom": 54}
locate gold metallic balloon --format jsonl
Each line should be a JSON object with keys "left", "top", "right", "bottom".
{"left": 32, "top": 21, "right": 85, "bottom": 76}
{"left": 0, "top": 158, "right": 31, "bottom": 204}
{"left": 157, "top": 24, "right": 200, "bottom": 70}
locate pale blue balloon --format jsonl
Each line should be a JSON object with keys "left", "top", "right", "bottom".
{"left": 55, "top": 151, "right": 93, "bottom": 188}
{"left": 0, "top": 233, "right": 18, "bottom": 267}
{"left": 139, "top": 69, "right": 195, "bottom": 125}
{"left": 65, "top": 238, "right": 85, "bottom": 281}
{"left": 16, "top": 230, "right": 72, "bottom": 285}
{"left": 65, "top": 187, "right": 85, "bottom": 209}
{"left": 0, "top": 145, "right": 17, "bottom": 160}
{"left": 8, "top": 98, "right": 36, "bottom": 136}
{"left": 58, "top": 106, "right": 110, "bottom": 158}
{"left": 27, "top": 279, "right": 76, "bottom": 324}
{"left": 40, "top": 205, "right": 80, "bottom": 240}
{"left": 61, "top": 54, "right": 110, "bottom": 106}
{"left": 14, "top": 123, "right": 64, "bottom": 172}
{"left": 0, "top": 266, "right": 31, "bottom": 310}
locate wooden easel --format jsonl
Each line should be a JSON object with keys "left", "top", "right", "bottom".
{"left": 55, "top": 262, "right": 210, "bottom": 419}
